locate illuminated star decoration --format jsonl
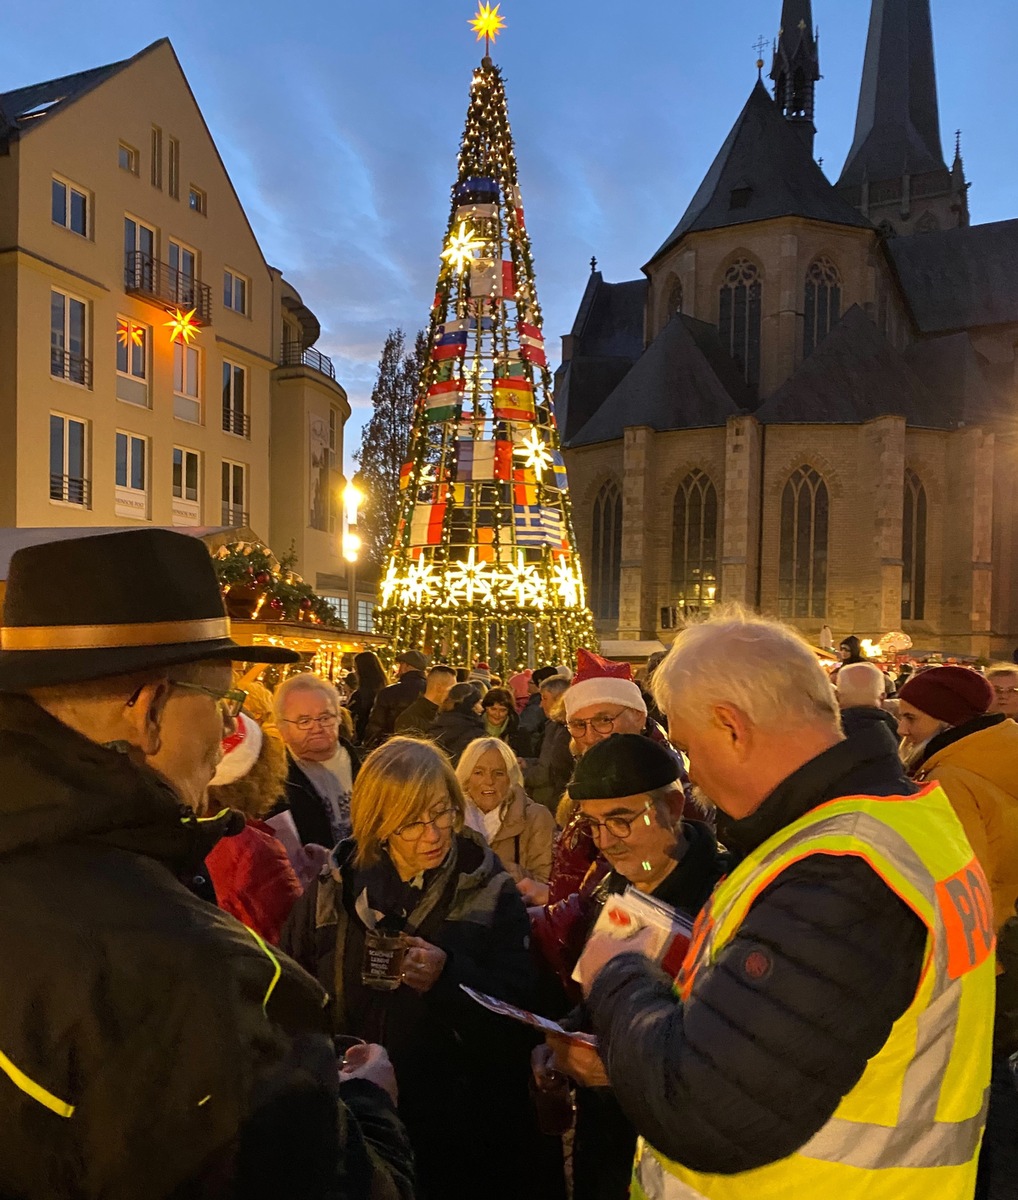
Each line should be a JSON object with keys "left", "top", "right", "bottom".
{"left": 469, "top": 2, "right": 506, "bottom": 52}
{"left": 553, "top": 559, "right": 585, "bottom": 609}
{"left": 447, "top": 547, "right": 494, "bottom": 607}
{"left": 116, "top": 319, "right": 144, "bottom": 348}
{"left": 441, "top": 222, "right": 486, "bottom": 274}
{"left": 380, "top": 564, "right": 401, "bottom": 608}
{"left": 513, "top": 428, "right": 554, "bottom": 482}
{"left": 404, "top": 559, "right": 437, "bottom": 606}
{"left": 500, "top": 552, "right": 545, "bottom": 609}
{"left": 164, "top": 308, "right": 200, "bottom": 345}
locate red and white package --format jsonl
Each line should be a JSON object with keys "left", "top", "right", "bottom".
{"left": 572, "top": 887, "right": 693, "bottom": 988}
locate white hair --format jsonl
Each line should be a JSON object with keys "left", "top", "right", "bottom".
{"left": 652, "top": 606, "right": 839, "bottom": 732}
{"left": 272, "top": 672, "right": 341, "bottom": 720}
{"left": 836, "top": 662, "right": 885, "bottom": 709}
{"left": 455, "top": 737, "right": 527, "bottom": 804}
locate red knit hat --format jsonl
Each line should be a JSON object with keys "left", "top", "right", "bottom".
{"left": 564, "top": 648, "right": 647, "bottom": 721}
{"left": 898, "top": 666, "right": 993, "bottom": 728}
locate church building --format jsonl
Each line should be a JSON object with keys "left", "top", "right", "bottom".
{"left": 557, "top": 0, "right": 1018, "bottom": 658}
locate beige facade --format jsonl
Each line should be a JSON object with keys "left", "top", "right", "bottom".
{"left": 0, "top": 39, "right": 351, "bottom": 606}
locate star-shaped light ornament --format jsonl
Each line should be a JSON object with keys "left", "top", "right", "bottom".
{"left": 500, "top": 552, "right": 546, "bottom": 609}
{"left": 404, "top": 559, "right": 438, "bottom": 607}
{"left": 117, "top": 319, "right": 144, "bottom": 348}
{"left": 446, "top": 548, "right": 494, "bottom": 607}
{"left": 441, "top": 222, "right": 486, "bottom": 274}
{"left": 552, "top": 559, "right": 585, "bottom": 609}
{"left": 513, "top": 429, "right": 555, "bottom": 482}
{"left": 380, "top": 564, "right": 401, "bottom": 608}
{"left": 470, "top": 2, "right": 506, "bottom": 46}
{"left": 164, "top": 308, "right": 200, "bottom": 345}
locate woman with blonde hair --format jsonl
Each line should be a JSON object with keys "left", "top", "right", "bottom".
{"left": 456, "top": 737, "right": 555, "bottom": 903}
{"left": 281, "top": 737, "right": 556, "bottom": 1200}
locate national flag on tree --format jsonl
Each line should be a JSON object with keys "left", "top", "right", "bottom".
{"left": 550, "top": 449, "right": 568, "bottom": 491}
{"left": 410, "top": 503, "right": 446, "bottom": 546}
{"left": 456, "top": 438, "right": 512, "bottom": 482}
{"left": 455, "top": 202, "right": 497, "bottom": 221}
{"left": 495, "top": 354, "right": 528, "bottom": 379}
{"left": 493, "top": 378, "right": 535, "bottom": 421}
{"left": 513, "top": 467, "right": 538, "bottom": 506}
{"left": 400, "top": 462, "right": 413, "bottom": 490}
{"left": 425, "top": 379, "right": 466, "bottom": 421}
{"left": 513, "top": 505, "right": 563, "bottom": 547}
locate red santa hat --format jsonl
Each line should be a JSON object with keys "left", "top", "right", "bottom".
{"left": 564, "top": 648, "right": 647, "bottom": 722}
{"left": 211, "top": 712, "right": 263, "bottom": 787}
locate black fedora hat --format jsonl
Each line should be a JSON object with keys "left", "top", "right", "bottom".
{"left": 0, "top": 529, "right": 299, "bottom": 691}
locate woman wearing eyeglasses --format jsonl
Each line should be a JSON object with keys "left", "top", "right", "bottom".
{"left": 281, "top": 737, "right": 561, "bottom": 1200}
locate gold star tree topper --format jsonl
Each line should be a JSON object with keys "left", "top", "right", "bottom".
{"left": 470, "top": 2, "right": 506, "bottom": 52}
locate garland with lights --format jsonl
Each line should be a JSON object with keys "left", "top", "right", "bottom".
{"left": 212, "top": 541, "right": 344, "bottom": 628}
{"left": 376, "top": 10, "right": 597, "bottom": 675}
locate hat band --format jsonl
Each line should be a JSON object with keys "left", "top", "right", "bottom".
{"left": 0, "top": 617, "right": 231, "bottom": 652}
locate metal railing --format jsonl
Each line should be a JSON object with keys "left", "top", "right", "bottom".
{"left": 124, "top": 252, "right": 213, "bottom": 324}
{"left": 222, "top": 407, "right": 251, "bottom": 438}
{"left": 221, "top": 504, "right": 249, "bottom": 528}
{"left": 279, "top": 342, "right": 336, "bottom": 380}
{"left": 50, "top": 350, "right": 92, "bottom": 388}
{"left": 50, "top": 474, "right": 90, "bottom": 506}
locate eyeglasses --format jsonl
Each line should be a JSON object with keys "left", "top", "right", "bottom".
{"left": 279, "top": 713, "right": 339, "bottom": 732}
{"left": 169, "top": 681, "right": 248, "bottom": 719}
{"left": 566, "top": 710, "right": 625, "bottom": 738}
{"left": 992, "top": 687, "right": 1018, "bottom": 697}
{"left": 393, "top": 806, "right": 456, "bottom": 842}
{"left": 569, "top": 799, "right": 655, "bottom": 846}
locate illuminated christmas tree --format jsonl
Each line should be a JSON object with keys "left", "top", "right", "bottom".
{"left": 377, "top": 5, "right": 596, "bottom": 672}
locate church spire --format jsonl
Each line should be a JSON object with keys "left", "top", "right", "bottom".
{"left": 770, "top": 0, "right": 820, "bottom": 154}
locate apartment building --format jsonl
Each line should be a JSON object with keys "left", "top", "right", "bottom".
{"left": 0, "top": 38, "right": 352, "bottom": 594}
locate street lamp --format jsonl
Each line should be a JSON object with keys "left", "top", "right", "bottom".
{"left": 342, "top": 482, "right": 362, "bottom": 632}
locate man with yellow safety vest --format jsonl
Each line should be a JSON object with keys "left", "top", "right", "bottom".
{"left": 572, "top": 609, "right": 995, "bottom": 1200}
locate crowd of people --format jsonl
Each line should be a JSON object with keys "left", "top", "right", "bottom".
{"left": 0, "top": 526, "right": 1016, "bottom": 1200}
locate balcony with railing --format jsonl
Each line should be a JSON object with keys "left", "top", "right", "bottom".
{"left": 124, "top": 252, "right": 213, "bottom": 324}
{"left": 221, "top": 504, "right": 249, "bottom": 527}
{"left": 222, "top": 407, "right": 251, "bottom": 438}
{"left": 50, "top": 475, "right": 90, "bottom": 506}
{"left": 50, "top": 350, "right": 92, "bottom": 388}
{"left": 278, "top": 341, "right": 336, "bottom": 381}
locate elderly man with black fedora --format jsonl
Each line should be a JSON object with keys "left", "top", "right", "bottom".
{"left": 0, "top": 529, "right": 413, "bottom": 1200}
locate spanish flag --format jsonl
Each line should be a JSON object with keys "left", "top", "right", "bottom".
{"left": 492, "top": 378, "right": 535, "bottom": 422}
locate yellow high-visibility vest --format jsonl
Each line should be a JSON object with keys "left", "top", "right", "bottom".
{"left": 632, "top": 783, "right": 995, "bottom": 1200}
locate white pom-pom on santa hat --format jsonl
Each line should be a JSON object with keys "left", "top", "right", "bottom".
{"left": 211, "top": 712, "right": 263, "bottom": 786}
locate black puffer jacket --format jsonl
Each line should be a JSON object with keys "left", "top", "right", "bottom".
{"left": 0, "top": 695, "right": 413, "bottom": 1200}
{"left": 364, "top": 672, "right": 427, "bottom": 748}
{"left": 427, "top": 707, "right": 485, "bottom": 764}
{"left": 588, "top": 725, "right": 927, "bottom": 1175}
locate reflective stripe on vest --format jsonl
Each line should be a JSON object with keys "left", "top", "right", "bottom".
{"left": 638, "top": 785, "right": 994, "bottom": 1199}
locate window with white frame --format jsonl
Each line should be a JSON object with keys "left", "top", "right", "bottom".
{"left": 115, "top": 432, "right": 148, "bottom": 518}
{"left": 335, "top": 597, "right": 350, "bottom": 627}
{"left": 223, "top": 269, "right": 248, "bottom": 314}
{"left": 51, "top": 176, "right": 88, "bottom": 236}
{"left": 49, "top": 413, "right": 89, "bottom": 506}
{"left": 357, "top": 600, "right": 374, "bottom": 633}
{"left": 151, "top": 126, "right": 163, "bottom": 189}
{"left": 222, "top": 361, "right": 248, "bottom": 437}
{"left": 168, "top": 239, "right": 197, "bottom": 309}
{"left": 118, "top": 142, "right": 139, "bottom": 174}
{"left": 124, "top": 215, "right": 156, "bottom": 290}
{"left": 50, "top": 290, "right": 89, "bottom": 386}
{"left": 172, "top": 447, "right": 201, "bottom": 526}
{"left": 115, "top": 316, "right": 149, "bottom": 406}
{"left": 188, "top": 186, "right": 206, "bottom": 215}
{"left": 221, "top": 460, "right": 248, "bottom": 526}
{"left": 173, "top": 341, "right": 201, "bottom": 423}
{"left": 168, "top": 137, "right": 180, "bottom": 199}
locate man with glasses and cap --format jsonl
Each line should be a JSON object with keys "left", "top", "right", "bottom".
{"left": 0, "top": 529, "right": 413, "bottom": 1199}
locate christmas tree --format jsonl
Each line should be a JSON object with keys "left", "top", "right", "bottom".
{"left": 377, "top": 4, "right": 597, "bottom": 673}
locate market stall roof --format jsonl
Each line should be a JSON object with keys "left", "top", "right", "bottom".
{"left": 599, "top": 639, "right": 668, "bottom": 663}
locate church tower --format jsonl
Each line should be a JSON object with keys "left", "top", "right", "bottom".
{"left": 837, "top": 0, "right": 969, "bottom": 234}
{"left": 770, "top": 0, "right": 821, "bottom": 155}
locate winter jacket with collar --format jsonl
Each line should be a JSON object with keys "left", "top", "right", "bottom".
{"left": 911, "top": 713, "right": 1018, "bottom": 933}
{"left": 839, "top": 703, "right": 900, "bottom": 752}
{"left": 427, "top": 707, "right": 485, "bottom": 764}
{"left": 587, "top": 725, "right": 929, "bottom": 1176}
{"left": 346, "top": 687, "right": 380, "bottom": 745}
{"left": 363, "top": 671, "right": 427, "bottom": 747}
{"left": 393, "top": 694, "right": 439, "bottom": 737}
{"left": 487, "top": 789, "right": 556, "bottom": 884}
{"left": 512, "top": 693, "right": 547, "bottom": 757}
{"left": 524, "top": 718, "right": 574, "bottom": 812}
{"left": 995, "top": 901, "right": 1018, "bottom": 1057}
{"left": 281, "top": 831, "right": 551, "bottom": 1200}
{"left": 0, "top": 694, "right": 412, "bottom": 1200}
{"left": 271, "top": 739, "right": 361, "bottom": 849}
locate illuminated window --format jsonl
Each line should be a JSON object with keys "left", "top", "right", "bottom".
{"left": 591, "top": 480, "right": 623, "bottom": 621}
{"left": 672, "top": 470, "right": 718, "bottom": 616}
{"left": 779, "top": 466, "right": 829, "bottom": 619}
{"left": 718, "top": 259, "right": 761, "bottom": 390}
{"left": 902, "top": 469, "right": 927, "bottom": 621}
{"left": 803, "top": 257, "right": 842, "bottom": 359}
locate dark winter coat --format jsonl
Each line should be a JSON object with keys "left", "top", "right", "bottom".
{"left": 512, "top": 693, "right": 547, "bottom": 758}
{"left": 364, "top": 671, "right": 427, "bottom": 747}
{"left": 995, "top": 901, "right": 1018, "bottom": 1058}
{"left": 393, "top": 694, "right": 439, "bottom": 737}
{"left": 589, "top": 724, "right": 928, "bottom": 1176}
{"left": 840, "top": 703, "right": 900, "bottom": 752}
{"left": 524, "top": 718, "right": 574, "bottom": 812}
{"left": 0, "top": 693, "right": 413, "bottom": 1200}
{"left": 427, "top": 707, "right": 485, "bottom": 764}
{"left": 346, "top": 687, "right": 380, "bottom": 745}
{"left": 270, "top": 739, "right": 361, "bottom": 849}
{"left": 282, "top": 831, "right": 548, "bottom": 1200}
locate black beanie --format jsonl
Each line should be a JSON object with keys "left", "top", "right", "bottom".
{"left": 568, "top": 734, "right": 679, "bottom": 800}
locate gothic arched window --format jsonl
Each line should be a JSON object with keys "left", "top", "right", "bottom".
{"left": 719, "top": 259, "right": 762, "bottom": 391}
{"left": 591, "top": 480, "right": 623, "bottom": 621}
{"left": 902, "top": 469, "right": 928, "bottom": 621}
{"left": 667, "top": 277, "right": 683, "bottom": 317}
{"left": 778, "top": 466, "right": 829, "bottom": 619}
{"left": 803, "top": 257, "right": 842, "bottom": 359}
{"left": 672, "top": 470, "right": 719, "bottom": 616}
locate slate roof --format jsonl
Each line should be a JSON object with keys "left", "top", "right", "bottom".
{"left": 839, "top": 0, "right": 947, "bottom": 186}
{"left": 0, "top": 40, "right": 166, "bottom": 136}
{"left": 648, "top": 82, "right": 872, "bottom": 267}
{"left": 755, "top": 305, "right": 946, "bottom": 427}
{"left": 567, "top": 315, "right": 747, "bottom": 447}
{"left": 902, "top": 333, "right": 1003, "bottom": 427}
{"left": 887, "top": 221, "right": 1018, "bottom": 334}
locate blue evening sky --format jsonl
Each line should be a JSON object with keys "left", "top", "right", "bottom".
{"left": 3, "top": 1, "right": 1015, "bottom": 470}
